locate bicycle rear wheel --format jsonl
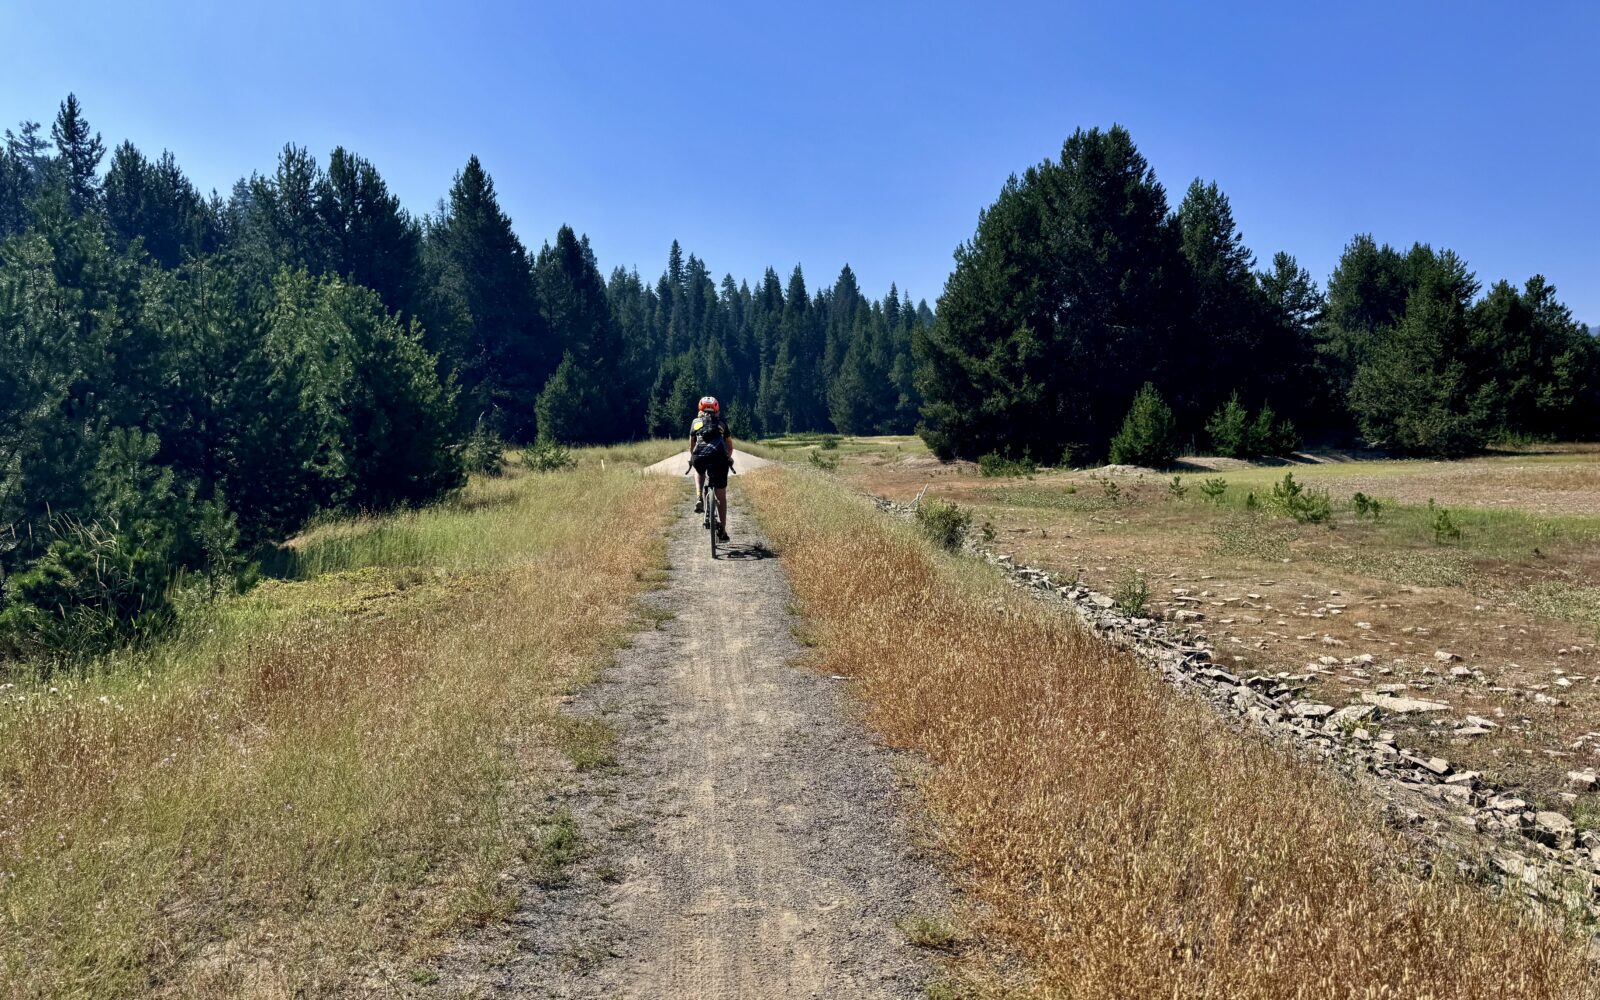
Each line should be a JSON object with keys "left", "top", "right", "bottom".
{"left": 707, "top": 485, "right": 718, "bottom": 559}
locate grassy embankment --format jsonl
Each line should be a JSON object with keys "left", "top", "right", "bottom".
{"left": 747, "top": 467, "right": 1599, "bottom": 1000}
{"left": 0, "top": 443, "right": 678, "bottom": 998}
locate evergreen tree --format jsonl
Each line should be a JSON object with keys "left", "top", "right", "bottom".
{"left": 918, "top": 126, "right": 1182, "bottom": 461}
{"left": 103, "top": 143, "right": 213, "bottom": 267}
{"left": 423, "top": 155, "right": 551, "bottom": 439}
{"left": 534, "top": 226, "right": 624, "bottom": 441}
{"left": 319, "top": 147, "right": 425, "bottom": 319}
{"left": 1348, "top": 248, "right": 1493, "bottom": 456}
{"left": 1108, "top": 383, "right": 1179, "bottom": 467}
{"left": 49, "top": 94, "right": 103, "bottom": 214}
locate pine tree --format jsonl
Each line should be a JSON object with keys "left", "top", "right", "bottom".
{"left": 1175, "top": 179, "right": 1272, "bottom": 422}
{"left": 423, "top": 155, "right": 551, "bottom": 439}
{"left": 1108, "top": 383, "right": 1179, "bottom": 467}
{"left": 534, "top": 226, "right": 624, "bottom": 441}
{"left": 319, "top": 147, "right": 425, "bottom": 319}
{"left": 918, "top": 126, "right": 1182, "bottom": 461}
{"left": 1348, "top": 248, "right": 1493, "bottom": 456}
{"left": 50, "top": 94, "right": 104, "bottom": 214}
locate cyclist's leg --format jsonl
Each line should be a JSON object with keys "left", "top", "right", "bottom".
{"left": 693, "top": 462, "right": 706, "bottom": 512}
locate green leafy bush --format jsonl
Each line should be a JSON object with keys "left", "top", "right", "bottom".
{"left": 1113, "top": 571, "right": 1150, "bottom": 615}
{"left": 916, "top": 500, "right": 972, "bottom": 553}
{"left": 1199, "top": 477, "right": 1228, "bottom": 503}
{"left": 1167, "top": 475, "right": 1188, "bottom": 499}
{"left": 1351, "top": 492, "right": 1384, "bottom": 520}
{"left": 1107, "top": 383, "right": 1178, "bottom": 467}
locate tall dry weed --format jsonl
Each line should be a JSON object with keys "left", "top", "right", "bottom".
{"left": 748, "top": 470, "right": 1597, "bottom": 1000}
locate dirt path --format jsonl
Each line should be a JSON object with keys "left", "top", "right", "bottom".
{"left": 432, "top": 482, "right": 944, "bottom": 998}
{"left": 642, "top": 448, "right": 773, "bottom": 477}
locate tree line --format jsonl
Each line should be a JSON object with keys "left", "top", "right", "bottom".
{"left": 0, "top": 94, "right": 927, "bottom": 660}
{"left": 917, "top": 126, "right": 1598, "bottom": 465}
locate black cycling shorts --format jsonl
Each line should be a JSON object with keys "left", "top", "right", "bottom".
{"left": 692, "top": 450, "right": 730, "bottom": 489}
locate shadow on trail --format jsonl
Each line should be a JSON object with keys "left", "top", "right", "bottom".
{"left": 719, "top": 541, "right": 775, "bottom": 561}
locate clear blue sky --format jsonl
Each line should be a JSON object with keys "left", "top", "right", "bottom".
{"left": 3, "top": 0, "right": 1596, "bottom": 322}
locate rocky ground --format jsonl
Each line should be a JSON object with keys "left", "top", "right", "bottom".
{"left": 873, "top": 493, "right": 1600, "bottom": 940}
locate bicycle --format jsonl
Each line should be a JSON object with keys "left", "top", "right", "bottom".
{"left": 687, "top": 461, "right": 736, "bottom": 560}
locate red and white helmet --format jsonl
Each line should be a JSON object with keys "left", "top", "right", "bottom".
{"left": 698, "top": 396, "right": 720, "bottom": 412}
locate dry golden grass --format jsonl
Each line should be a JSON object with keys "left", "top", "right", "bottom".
{"left": 747, "top": 468, "right": 1598, "bottom": 1000}
{"left": 0, "top": 467, "right": 675, "bottom": 998}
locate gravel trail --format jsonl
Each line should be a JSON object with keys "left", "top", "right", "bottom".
{"left": 431, "top": 481, "right": 944, "bottom": 998}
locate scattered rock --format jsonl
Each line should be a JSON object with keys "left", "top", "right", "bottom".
{"left": 1435, "top": 650, "right": 1462, "bottom": 663}
{"left": 1566, "top": 770, "right": 1598, "bottom": 793}
{"left": 1533, "top": 811, "right": 1576, "bottom": 850}
{"left": 1290, "top": 702, "right": 1336, "bottom": 720}
{"left": 1360, "top": 693, "right": 1450, "bottom": 714}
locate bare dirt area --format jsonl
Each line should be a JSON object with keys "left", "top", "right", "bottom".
{"left": 428, "top": 483, "right": 945, "bottom": 999}
{"left": 846, "top": 446, "right": 1600, "bottom": 833}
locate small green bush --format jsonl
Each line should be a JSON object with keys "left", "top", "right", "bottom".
{"left": 462, "top": 420, "right": 506, "bottom": 476}
{"left": 1268, "top": 472, "right": 1331, "bottom": 524}
{"left": 1351, "top": 492, "right": 1384, "bottom": 520}
{"left": 523, "top": 440, "right": 576, "bottom": 472}
{"left": 1108, "top": 383, "right": 1178, "bottom": 467}
{"left": 818, "top": 434, "right": 841, "bottom": 450}
{"left": 1167, "top": 475, "right": 1188, "bottom": 500}
{"left": 1199, "top": 477, "right": 1228, "bottom": 503}
{"left": 916, "top": 500, "right": 972, "bottom": 553}
{"left": 1113, "top": 570, "right": 1150, "bottom": 616}
{"left": 808, "top": 450, "right": 841, "bottom": 472}
{"left": 979, "top": 452, "right": 1035, "bottom": 478}
{"left": 1429, "top": 500, "right": 1462, "bottom": 544}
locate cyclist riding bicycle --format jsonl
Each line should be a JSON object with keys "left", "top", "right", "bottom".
{"left": 688, "top": 396, "right": 733, "bottom": 542}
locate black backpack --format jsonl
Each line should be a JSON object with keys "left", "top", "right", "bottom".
{"left": 691, "top": 414, "right": 726, "bottom": 458}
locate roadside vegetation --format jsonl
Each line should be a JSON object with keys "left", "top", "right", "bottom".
{"left": 749, "top": 466, "right": 1598, "bottom": 999}
{"left": 841, "top": 437, "right": 1600, "bottom": 818}
{"left": 0, "top": 453, "right": 676, "bottom": 997}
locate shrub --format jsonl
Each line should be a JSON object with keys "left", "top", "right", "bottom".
{"left": 916, "top": 500, "right": 972, "bottom": 553}
{"left": 979, "top": 452, "right": 1035, "bottom": 478}
{"left": 462, "top": 420, "right": 506, "bottom": 476}
{"left": 523, "top": 440, "right": 576, "bottom": 473}
{"left": 1351, "top": 492, "right": 1384, "bottom": 520}
{"left": 1113, "top": 571, "right": 1150, "bottom": 616}
{"left": 1268, "top": 472, "right": 1332, "bottom": 524}
{"left": 818, "top": 434, "right": 841, "bottom": 450}
{"left": 1108, "top": 383, "right": 1178, "bottom": 467}
{"left": 1199, "top": 477, "right": 1228, "bottom": 503}
{"left": 1429, "top": 500, "right": 1462, "bottom": 544}
{"left": 808, "top": 450, "right": 841, "bottom": 472}
{"left": 1167, "top": 475, "right": 1188, "bottom": 500}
